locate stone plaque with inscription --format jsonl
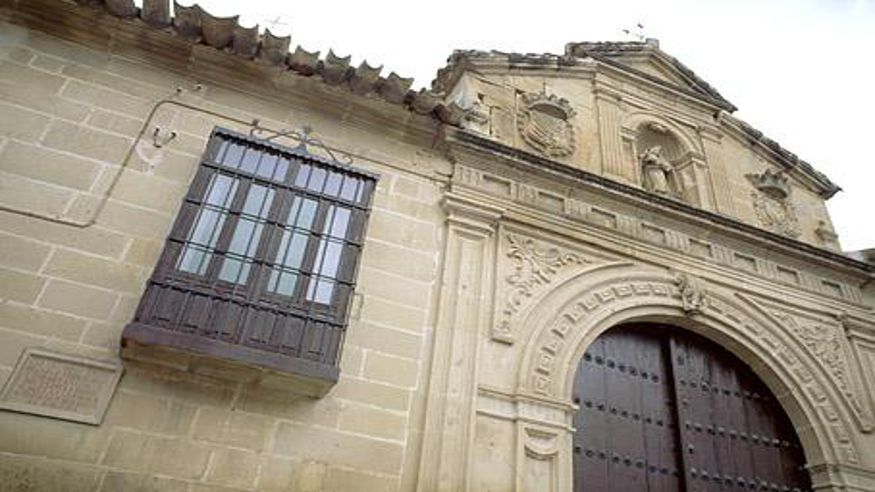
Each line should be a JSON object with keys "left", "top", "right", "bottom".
{"left": 0, "top": 348, "right": 123, "bottom": 424}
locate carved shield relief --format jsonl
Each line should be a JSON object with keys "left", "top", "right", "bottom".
{"left": 517, "top": 91, "right": 576, "bottom": 158}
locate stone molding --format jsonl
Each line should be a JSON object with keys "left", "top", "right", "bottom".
{"left": 515, "top": 264, "right": 861, "bottom": 466}
{"left": 449, "top": 158, "right": 864, "bottom": 305}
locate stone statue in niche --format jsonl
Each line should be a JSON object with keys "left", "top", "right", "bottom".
{"left": 640, "top": 145, "right": 676, "bottom": 196}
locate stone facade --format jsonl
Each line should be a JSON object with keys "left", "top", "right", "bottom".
{"left": 0, "top": 1, "right": 873, "bottom": 491}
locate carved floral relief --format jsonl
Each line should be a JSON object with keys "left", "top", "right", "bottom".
{"left": 492, "top": 232, "right": 589, "bottom": 343}
{"left": 773, "top": 312, "right": 873, "bottom": 432}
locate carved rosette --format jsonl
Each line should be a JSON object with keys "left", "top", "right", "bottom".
{"left": 492, "top": 233, "right": 588, "bottom": 343}
{"left": 516, "top": 90, "right": 576, "bottom": 158}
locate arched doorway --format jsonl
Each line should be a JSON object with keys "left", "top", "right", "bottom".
{"left": 572, "top": 323, "right": 811, "bottom": 491}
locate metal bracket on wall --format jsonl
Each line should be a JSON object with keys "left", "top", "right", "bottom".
{"left": 248, "top": 121, "right": 354, "bottom": 165}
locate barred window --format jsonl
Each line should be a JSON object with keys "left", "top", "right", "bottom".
{"left": 124, "top": 128, "right": 377, "bottom": 384}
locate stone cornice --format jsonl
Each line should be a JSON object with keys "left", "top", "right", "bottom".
{"left": 447, "top": 129, "right": 873, "bottom": 276}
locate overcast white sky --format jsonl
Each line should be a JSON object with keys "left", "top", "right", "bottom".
{"left": 176, "top": 0, "right": 874, "bottom": 251}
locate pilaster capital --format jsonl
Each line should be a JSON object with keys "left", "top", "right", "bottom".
{"left": 442, "top": 192, "right": 504, "bottom": 237}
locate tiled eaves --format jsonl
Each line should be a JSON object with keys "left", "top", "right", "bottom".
{"left": 37, "top": 0, "right": 465, "bottom": 126}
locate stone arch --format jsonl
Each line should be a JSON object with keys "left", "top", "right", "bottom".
{"left": 515, "top": 263, "right": 859, "bottom": 468}
{"left": 621, "top": 111, "right": 702, "bottom": 155}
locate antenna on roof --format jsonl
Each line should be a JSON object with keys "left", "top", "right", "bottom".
{"left": 261, "top": 14, "right": 291, "bottom": 34}
{"left": 621, "top": 22, "right": 646, "bottom": 41}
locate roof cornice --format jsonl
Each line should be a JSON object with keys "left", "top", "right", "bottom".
{"left": 448, "top": 129, "right": 871, "bottom": 275}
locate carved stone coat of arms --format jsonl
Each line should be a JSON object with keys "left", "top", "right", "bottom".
{"left": 516, "top": 91, "right": 576, "bottom": 158}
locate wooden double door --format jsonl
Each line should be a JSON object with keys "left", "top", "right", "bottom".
{"left": 572, "top": 324, "right": 811, "bottom": 491}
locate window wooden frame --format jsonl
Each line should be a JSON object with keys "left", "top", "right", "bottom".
{"left": 123, "top": 128, "right": 378, "bottom": 383}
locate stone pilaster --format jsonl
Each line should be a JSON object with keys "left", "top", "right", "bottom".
{"left": 416, "top": 192, "right": 502, "bottom": 492}
{"left": 699, "top": 125, "right": 735, "bottom": 215}
{"left": 594, "top": 85, "right": 630, "bottom": 183}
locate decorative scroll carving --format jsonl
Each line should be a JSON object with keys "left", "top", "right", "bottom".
{"left": 493, "top": 233, "right": 589, "bottom": 343}
{"left": 774, "top": 312, "right": 872, "bottom": 432}
{"left": 674, "top": 272, "right": 709, "bottom": 314}
{"left": 517, "top": 90, "right": 576, "bottom": 158}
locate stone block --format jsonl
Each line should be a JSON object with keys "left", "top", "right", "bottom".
{"left": 359, "top": 295, "right": 427, "bottom": 333}
{"left": 0, "top": 141, "right": 102, "bottom": 191}
{"left": 0, "top": 79, "right": 91, "bottom": 121}
{"left": 0, "top": 212, "right": 129, "bottom": 258}
{"left": 338, "top": 402, "right": 406, "bottom": 441}
{"left": 0, "top": 411, "right": 111, "bottom": 463}
{"left": 23, "top": 30, "right": 110, "bottom": 68}
{"left": 60, "top": 78, "right": 150, "bottom": 118}
{"left": 135, "top": 147, "right": 199, "bottom": 185}
{"left": 111, "top": 169, "right": 186, "bottom": 214}
{"left": 0, "top": 102, "right": 51, "bottom": 142}
{"left": 0, "top": 267, "right": 45, "bottom": 303}
{"left": 0, "top": 60, "right": 66, "bottom": 95}
{"left": 0, "top": 301, "right": 87, "bottom": 341}
{"left": 357, "top": 267, "right": 433, "bottom": 311}
{"left": 323, "top": 467, "right": 398, "bottom": 492}
{"left": 363, "top": 351, "right": 419, "bottom": 388}
{"left": 331, "top": 375, "right": 411, "bottom": 412}
{"left": 119, "top": 364, "right": 237, "bottom": 408}
{"left": 80, "top": 321, "right": 123, "bottom": 350}
{"left": 30, "top": 54, "right": 65, "bottom": 73}
{"left": 346, "top": 321, "right": 423, "bottom": 360}
{"left": 0, "top": 170, "right": 75, "bottom": 218}
{"left": 257, "top": 457, "right": 324, "bottom": 492}
{"left": 0, "top": 454, "right": 100, "bottom": 492}
{"left": 204, "top": 448, "right": 260, "bottom": 489}
{"left": 38, "top": 279, "right": 117, "bottom": 320}
{"left": 360, "top": 239, "right": 436, "bottom": 282}
{"left": 61, "top": 63, "right": 166, "bottom": 101}
{"left": 42, "top": 119, "right": 133, "bottom": 164}
{"left": 338, "top": 344, "right": 364, "bottom": 375}
{"left": 103, "top": 390, "right": 198, "bottom": 435}
{"left": 273, "top": 422, "right": 403, "bottom": 475}
{"left": 0, "top": 233, "right": 50, "bottom": 271}
{"left": 87, "top": 109, "right": 144, "bottom": 138}
{"left": 102, "top": 430, "right": 211, "bottom": 479}
{"left": 99, "top": 470, "right": 189, "bottom": 492}
{"left": 367, "top": 211, "right": 437, "bottom": 252}
{"left": 44, "top": 248, "right": 147, "bottom": 294}
{"left": 191, "top": 407, "right": 271, "bottom": 452}
{"left": 0, "top": 326, "right": 44, "bottom": 368}
{"left": 123, "top": 237, "right": 164, "bottom": 269}
{"left": 234, "top": 386, "right": 342, "bottom": 428}
{"left": 97, "top": 200, "right": 173, "bottom": 239}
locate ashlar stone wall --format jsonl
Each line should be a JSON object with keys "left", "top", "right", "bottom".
{"left": 0, "top": 20, "right": 447, "bottom": 492}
